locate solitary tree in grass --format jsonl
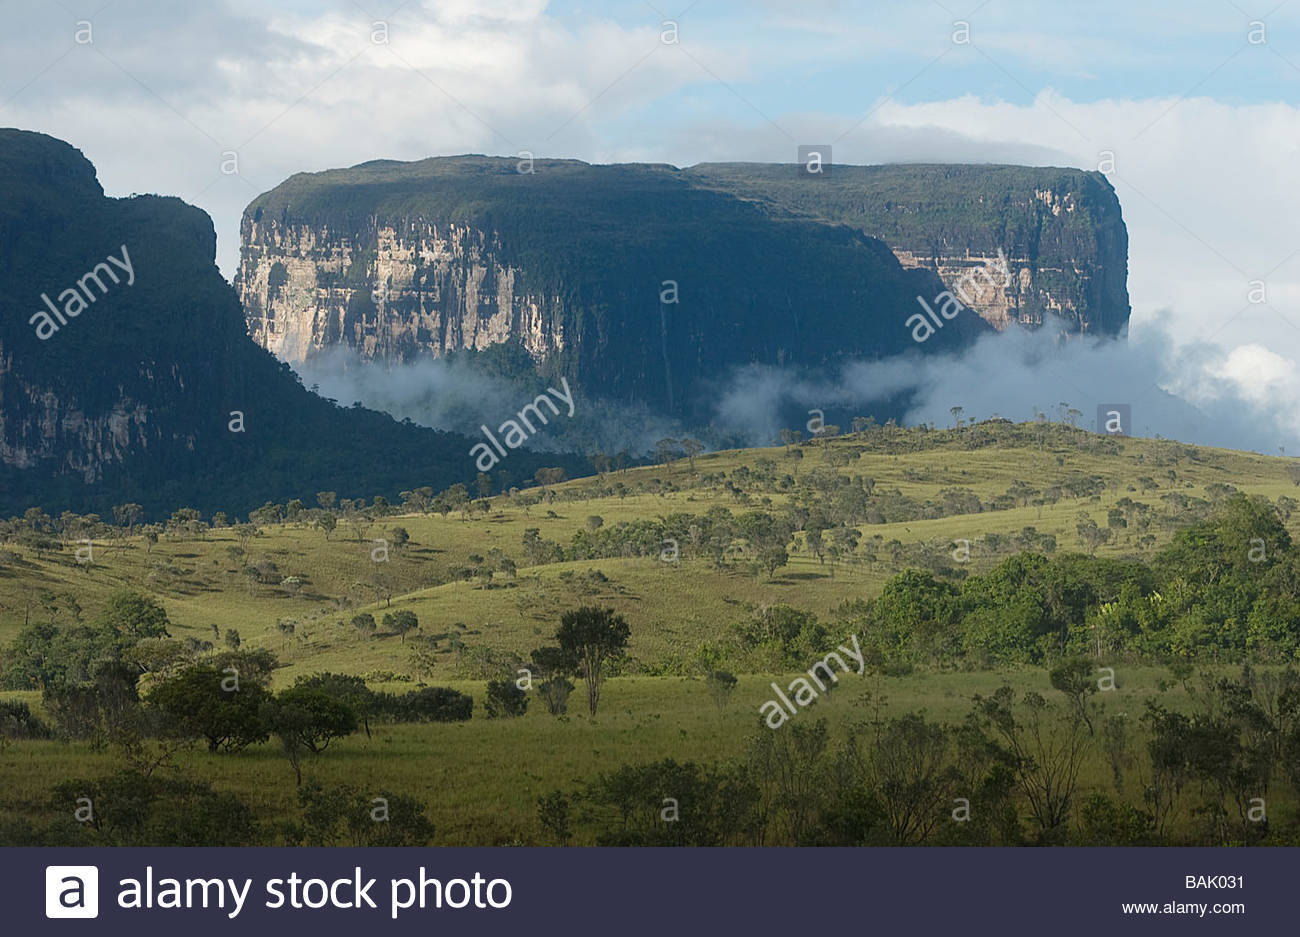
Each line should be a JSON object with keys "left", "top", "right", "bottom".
{"left": 759, "top": 545, "right": 789, "bottom": 580}
{"left": 556, "top": 606, "right": 630, "bottom": 716}
{"left": 264, "top": 687, "right": 358, "bottom": 786}
{"left": 316, "top": 513, "right": 336, "bottom": 540}
{"left": 383, "top": 609, "right": 419, "bottom": 643}
{"left": 681, "top": 438, "right": 704, "bottom": 472}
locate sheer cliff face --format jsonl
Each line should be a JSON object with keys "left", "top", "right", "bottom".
{"left": 685, "top": 163, "right": 1132, "bottom": 338}
{"left": 235, "top": 156, "right": 990, "bottom": 416}
{"left": 0, "top": 368, "right": 155, "bottom": 483}
{"left": 240, "top": 220, "right": 563, "bottom": 365}
{"left": 238, "top": 160, "right": 1129, "bottom": 407}
{"left": 0, "top": 131, "right": 214, "bottom": 487}
{"left": 886, "top": 184, "right": 1128, "bottom": 335}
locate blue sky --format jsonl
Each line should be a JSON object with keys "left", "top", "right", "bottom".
{"left": 540, "top": 1, "right": 1300, "bottom": 110}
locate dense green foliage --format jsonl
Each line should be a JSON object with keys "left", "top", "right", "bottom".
{"left": 1, "top": 590, "right": 170, "bottom": 689}
{"left": 148, "top": 666, "right": 271, "bottom": 753}
{"left": 485, "top": 679, "right": 529, "bottom": 718}
{"left": 0, "top": 771, "right": 435, "bottom": 846}
{"left": 369, "top": 686, "right": 474, "bottom": 723}
{"left": 544, "top": 662, "right": 1300, "bottom": 847}
{"left": 834, "top": 495, "right": 1300, "bottom": 667}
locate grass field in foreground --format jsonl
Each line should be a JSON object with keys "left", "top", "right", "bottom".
{"left": 2, "top": 665, "right": 1279, "bottom": 845}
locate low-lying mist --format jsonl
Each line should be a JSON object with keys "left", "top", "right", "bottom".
{"left": 712, "top": 314, "right": 1300, "bottom": 456}
{"left": 293, "top": 314, "right": 1300, "bottom": 461}
{"left": 294, "top": 347, "right": 689, "bottom": 460}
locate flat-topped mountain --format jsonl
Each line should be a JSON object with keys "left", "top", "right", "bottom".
{"left": 237, "top": 156, "right": 996, "bottom": 417}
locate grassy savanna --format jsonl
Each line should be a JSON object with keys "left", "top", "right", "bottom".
{"left": 2, "top": 422, "right": 1296, "bottom": 676}
{"left": 4, "top": 420, "right": 1300, "bottom": 846}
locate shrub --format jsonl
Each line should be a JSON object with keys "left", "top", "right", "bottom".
{"left": 371, "top": 686, "right": 473, "bottom": 723}
{"left": 537, "top": 790, "right": 571, "bottom": 844}
{"left": 485, "top": 680, "right": 528, "bottom": 718}
{"left": 538, "top": 676, "right": 575, "bottom": 716}
{"left": 293, "top": 780, "right": 435, "bottom": 846}
{"left": 47, "top": 771, "right": 262, "bottom": 846}
{"left": 573, "top": 759, "right": 760, "bottom": 846}
{"left": 706, "top": 670, "right": 738, "bottom": 709}
{"left": 0, "top": 699, "right": 52, "bottom": 740}
{"left": 1075, "top": 793, "right": 1154, "bottom": 845}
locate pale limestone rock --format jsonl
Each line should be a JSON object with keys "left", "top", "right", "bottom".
{"left": 239, "top": 220, "right": 565, "bottom": 365}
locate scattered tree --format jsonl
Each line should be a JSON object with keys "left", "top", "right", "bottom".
{"left": 555, "top": 606, "right": 630, "bottom": 716}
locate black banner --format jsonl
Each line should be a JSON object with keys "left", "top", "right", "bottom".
{"left": 10, "top": 847, "right": 1282, "bottom": 935}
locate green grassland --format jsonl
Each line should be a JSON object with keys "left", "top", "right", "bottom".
{"left": 3, "top": 422, "right": 1299, "bottom": 844}
{"left": 2, "top": 424, "right": 1295, "bottom": 678}
{"left": 1, "top": 668, "right": 1249, "bottom": 846}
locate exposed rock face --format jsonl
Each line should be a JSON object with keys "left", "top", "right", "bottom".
{"left": 241, "top": 221, "right": 561, "bottom": 364}
{"left": 236, "top": 156, "right": 990, "bottom": 416}
{"left": 0, "top": 353, "right": 155, "bottom": 483}
{"left": 686, "top": 163, "right": 1131, "bottom": 337}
